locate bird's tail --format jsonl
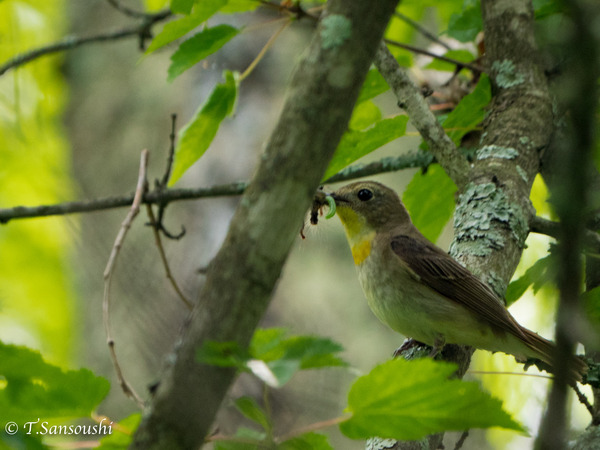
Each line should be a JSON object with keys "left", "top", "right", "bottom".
{"left": 521, "top": 326, "right": 588, "bottom": 383}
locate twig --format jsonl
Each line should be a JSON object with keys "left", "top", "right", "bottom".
{"left": 453, "top": 430, "right": 469, "bottom": 450}
{"left": 394, "top": 12, "right": 451, "bottom": 51}
{"left": 0, "top": 152, "right": 435, "bottom": 223}
{"left": 240, "top": 20, "right": 291, "bottom": 81}
{"left": 102, "top": 150, "right": 149, "bottom": 409}
{"left": 153, "top": 114, "right": 186, "bottom": 240}
{"left": 384, "top": 38, "right": 484, "bottom": 74}
{"left": 374, "top": 42, "right": 471, "bottom": 188}
{"left": 0, "top": 11, "right": 170, "bottom": 76}
{"left": 572, "top": 383, "right": 595, "bottom": 418}
{"left": 275, "top": 416, "right": 348, "bottom": 443}
{"left": 146, "top": 204, "right": 193, "bottom": 310}
{"left": 530, "top": 216, "right": 600, "bottom": 251}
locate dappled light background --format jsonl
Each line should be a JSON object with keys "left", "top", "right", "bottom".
{"left": 0, "top": 1, "right": 592, "bottom": 449}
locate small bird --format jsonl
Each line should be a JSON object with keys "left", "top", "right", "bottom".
{"left": 326, "top": 180, "right": 587, "bottom": 381}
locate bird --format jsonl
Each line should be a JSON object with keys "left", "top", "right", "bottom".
{"left": 324, "top": 180, "right": 587, "bottom": 381}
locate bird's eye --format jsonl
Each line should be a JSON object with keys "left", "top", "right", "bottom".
{"left": 357, "top": 189, "right": 373, "bottom": 201}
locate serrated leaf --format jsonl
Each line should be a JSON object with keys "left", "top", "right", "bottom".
{"left": 340, "top": 359, "right": 525, "bottom": 441}
{"left": 97, "top": 413, "right": 141, "bottom": 449}
{"left": 357, "top": 68, "right": 389, "bottom": 104}
{"left": 323, "top": 115, "right": 409, "bottom": 180}
{"left": 403, "top": 164, "right": 456, "bottom": 243}
{"left": 446, "top": 1, "right": 482, "bottom": 43}
{"left": 505, "top": 255, "right": 552, "bottom": 306}
{"left": 234, "top": 396, "right": 271, "bottom": 432}
{"left": 250, "top": 329, "right": 347, "bottom": 387}
{"left": 168, "top": 25, "right": 239, "bottom": 81}
{"left": 169, "top": 70, "right": 238, "bottom": 185}
{"left": 443, "top": 74, "right": 491, "bottom": 145}
{"left": 424, "top": 49, "right": 476, "bottom": 72}
{"left": 147, "top": 0, "right": 227, "bottom": 54}
{"left": 170, "top": 0, "right": 194, "bottom": 14}
{"left": 0, "top": 342, "right": 110, "bottom": 423}
{"left": 279, "top": 432, "right": 334, "bottom": 450}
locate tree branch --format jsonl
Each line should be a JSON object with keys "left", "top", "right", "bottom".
{"left": 0, "top": 152, "right": 433, "bottom": 223}
{"left": 374, "top": 42, "right": 471, "bottom": 189}
{"left": 0, "top": 10, "right": 171, "bottom": 76}
{"left": 130, "top": 0, "right": 400, "bottom": 447}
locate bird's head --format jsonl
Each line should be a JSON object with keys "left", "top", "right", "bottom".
{"left": 327, "top": 182, "right": 412, "bottom": 264}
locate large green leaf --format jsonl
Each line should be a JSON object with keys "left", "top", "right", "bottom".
{"left": 322, "top": 115, "right": 409, "bottom": 180}
{"left": 356, "top": 68, "right": 389, "bottom": 104}
{"left": 170, "top": 0, "right": 195, "bottom": 14}
{"left": 0, "top": 342, "right": 110, "bottom": 423}
{"left": 147, "top": 0, "right": 227, "bottom": 54}
{"left": 169, "top": 70, "right": 238, "bottom": 185}
{"left": 403, "top": 164, "right": 456, "bottom": 243}
{"left": 168, "top": 25, "right": 239, "bottom": 81}
{"left": 443, "top": 74, "right": 491, "bottom": 145}
{"left": 340, "top": 359, "right": 524, "bottom": 441}
{"left": 446, "top": 0, "right": 482, "bottom": 43}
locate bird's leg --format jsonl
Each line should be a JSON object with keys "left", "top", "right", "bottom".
{"left": 429, "top": 335, "right": 446, "bottom": 359}
{"left": 393, "top": 338, "right": 430, "bottom": 359}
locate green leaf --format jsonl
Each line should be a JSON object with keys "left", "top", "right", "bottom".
{"left": 234, "top": 396, "right": 271, "bottom": 432}
{"left": 505, "top": 256, "right": 552, "bottom": 306}
{"left": 323, "top": 115, "right": 409, "bottom": 180}
{"left": 249, "top": 329, "right": 347, "bottom": 387}
{"left": 424, "top": 49, "right": 476, "bottom": 72}
{"left": 403, "top": 164, "right": 456, "bottom": 243}
{"left": 168, "top": 25, "right": 239, "bottom": 81}
{"left": 0, "top": 342, "right": 110, "bottom": 424}
{"left": 582, "top": 287, "right": 600, "bottom": 336}
{"left": 279, "top": 432, "right": 334, "bottom": 450}
{"left": 170, "top": 0, "right": 195, "bottom": 14}
{"left": 169, "top": 70, "right": 238, "bottom": 185}
{"left": 446, "top": 1, "right": 482, "bottom": 43}
{"left": 97, "top": 414, "right": 141, "bottom": 449}
{"left": 356, "top": 68, "right": 389, "bottom": 104}
{"left": 146, "top": 0, "right": 228, "bottom": 54}
{"left": 349, "top": 101, "right": 382, "bottom": 131}
{"left": 442, "top": 74, "right": 491, "bottom": 145}
{"left": 220, "top": 0, "right": 260, "bottom": 13}
{"left": 533, "top": 0, "right": 564, "bottom": 19}
{"left": 340, "top": 359, "right": 525, "bottom": 441}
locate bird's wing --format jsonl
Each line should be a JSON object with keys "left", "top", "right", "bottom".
{"left": 390, "top": 234, "right": 525, "bottom": 338}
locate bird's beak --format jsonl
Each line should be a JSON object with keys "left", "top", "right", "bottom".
{"left": 330, "top": 192, "right": 349, "bottom": 205}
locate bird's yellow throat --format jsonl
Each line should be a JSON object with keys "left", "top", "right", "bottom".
{"left": 336, "top": 206, "right": 375, "bottom": 266}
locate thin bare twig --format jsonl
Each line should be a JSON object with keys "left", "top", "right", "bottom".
{"left": 240, "top": 20, "right": 291, "bottom": 81}
{"left": 102, "top": 149, "right": 149, "bottom": 409}
{"left": 154, "top": 114, "right": 186, "bottom": 240}
{"left": 0, "top": 10, "right": 170, "bottom": 76}
{"left": 384, "top": 38, "right": 484, "bottom": 74}
{"left": 394, "top": 12, "right": 451, "bottom": 51}
{"left": 0, "top": 152, "right": 434, "bottom": 223}
{"left": 146, "top": 204, "right": 193, "bottom": 310}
